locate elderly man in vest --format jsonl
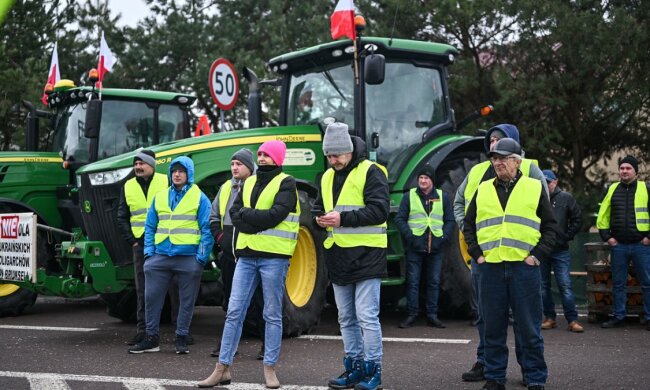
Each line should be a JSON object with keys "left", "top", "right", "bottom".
{"left": 597, "top": 155, "right": 650, "bottom": 330}
{"left": 128, "top": 156, "right": 213, "bottom": 355}
{"left": 395, "top": 164, "right": 454, "bottom": 329}
{"left": 314, "top": 122, "right": 389, "bottom": 390}
{"left": 455, "top": 124, "right": 548, "bottom": 383}
{"left": 117, "top": 150, "right": 168, "bottom": 346}
{"left": 464, "top": 139, "right": 556, "bottom": 390}
{"left": 199, "top": 140, "right": 298, "bottom": 389}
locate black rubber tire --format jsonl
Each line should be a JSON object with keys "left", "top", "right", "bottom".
{"left": 195, "top": 280, "right": 224, "bottom": 307}
{"left": 243, "top": 190, "right": 328, "bottom": 337}
{"left": 100, "top": 288, "right": 172, "bottom": 324}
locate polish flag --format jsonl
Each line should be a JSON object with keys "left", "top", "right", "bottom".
{"left": 41, "top": 42, "right": 60, "bottom": 105}
{"left": 96, "top": 31, "right": 118, "bottom": 88}
{"left": 330, "top": 0, "right": 356, "bottom": 41}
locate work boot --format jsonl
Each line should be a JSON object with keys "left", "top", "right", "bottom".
{"left": 127, "top": 334, "right": 160, "bottom": 354}
{"left": 257, "top": 341, "right": 265, "bottom": 360}
{"left": 481, "top": 381, "right": 505, "bottom": 390}
{"left": 567, "top": 320, "right": 584, "bottom": 333}
{"left": 354, "top": 361, "right": 381, "bottom": 390}
{"left": 126, "top": 331, "right": 146, "bottom": 346}
{"left": 461, "top": 361, "right": 485, "bottom": 381}
{"left": 197, "top": 363, "right": 232, "bottom": 387}
{"left": 601, "top": 318, "right": 625, "bottom": 328}
{"left": 328, "top": 356, "right": 365, "bottom": 389}
{"left": 427, "top": 316, "right": 446, "bottom": 328}
{"left": 399, "top": 315, "right": 418, "bottom": 328}
{"left": 541, "top": 318, "right": 557, "bottom": 330}
{"left": 263, "top": 364, "right": 280, "bottom": 389}
{"left": 175, "top": 334, "right": 189, "bottom": 354}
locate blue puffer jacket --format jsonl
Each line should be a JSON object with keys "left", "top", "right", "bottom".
{"left": 144, "top": 156, "right": 214, "bottom": 264}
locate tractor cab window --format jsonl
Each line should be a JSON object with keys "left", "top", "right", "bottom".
{"left": 365, "top": 63, "right": 446, "bottom": 177}
{"left": 288, "top": 63, "right": 354, "bottom": 128}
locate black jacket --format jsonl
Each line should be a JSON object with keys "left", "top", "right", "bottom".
{"left": 598, "top": 180, "right": 650, "bottom": 243}
{"left": 549, "top": 186, "right": 582, "bottom": 251}
{"left": 230, "top": 165, "right": 297, "bottom": 259}
{"left": 463, "top": 171, "right": 557, "bottom": 261}
{"left": 117, "top": 175, "right": 157, "bottom": 246}
{"left": 394, "top": 186, "right": 454, "bottom": 253}
{"left": 314, "top": 137, "right": 390, "bottom": 285}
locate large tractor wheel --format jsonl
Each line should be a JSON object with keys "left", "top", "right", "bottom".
{"left": 244, "top": 191, "right": 328, "bottom": 337}
{"left": 436, "top": 150, "right": 484, "bottom": 318}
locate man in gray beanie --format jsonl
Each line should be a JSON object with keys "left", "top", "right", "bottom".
{"left": 118, "top": 149, "right": 169, "bottom": 345}
{"left": 323, "top": 122, "right": 354, "bottom": 156}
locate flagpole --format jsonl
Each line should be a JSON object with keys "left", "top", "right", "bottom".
{"left": 353, "top": 38, "right": 359, "bottom": 85}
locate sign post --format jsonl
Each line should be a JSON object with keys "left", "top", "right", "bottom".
{"left": 0, "top": 213, "right": 37, "bottom": 283}
{"left": 208, "top": 58, "right": 239, "bottom": 131}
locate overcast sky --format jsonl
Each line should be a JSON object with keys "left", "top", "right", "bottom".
{"left": 107, "top": 0, "right": 151, "bottom": 27}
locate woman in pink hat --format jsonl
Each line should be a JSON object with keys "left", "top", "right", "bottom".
{"left": 199, "top": 140, "right": 299, "bottom": 389}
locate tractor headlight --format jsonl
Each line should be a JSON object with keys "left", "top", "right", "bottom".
{"left": 88, "top": 167, "right": 133, "bottom": 186}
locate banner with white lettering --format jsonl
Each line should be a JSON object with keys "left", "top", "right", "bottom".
{"left": 0, "top": 213, "right": 37, "bottom": 283}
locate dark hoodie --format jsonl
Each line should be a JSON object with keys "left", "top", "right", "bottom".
{"left": 483, "top": 124, "right": 521, "bottom": 153}
{"left": 315, "top": 136, "right": 390, "bottom": 285}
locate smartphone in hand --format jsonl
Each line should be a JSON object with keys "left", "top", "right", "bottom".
{"left": 311, "top": 209, "right": 324, "bottom": 217}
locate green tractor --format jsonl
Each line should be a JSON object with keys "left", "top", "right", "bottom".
{"left": 0, "top": 82, "right": 196, "bottom": 315}
{"left": 4, "top": 36, "right": 490, "bottom": 335}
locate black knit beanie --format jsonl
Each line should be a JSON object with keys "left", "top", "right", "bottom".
{"left": 619, "top": 155, "right": 639, "bottom": 173}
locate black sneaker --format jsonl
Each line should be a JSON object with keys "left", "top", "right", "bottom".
{"left": 126, "top": 332, "right": 146, "bottom": 346}
{"left": 462, "top": 361, "right": 485, "bottom": 381}
{"left": 128, "top": 334, "right": 160, "bottom": 354}
{"left": 482, "top": 381, "right": 505, "bottom": 390}
{"left": 601, "top": 318, "right": 625, "bottom": 328}
{"left": 175, "top": 335, "right": 190, "bottom": 354}
{"left": 399, "top": 315, "right": 418, "bottom": 328}
{"left": 427, "top": 316, "right": 446, "bottom": 328}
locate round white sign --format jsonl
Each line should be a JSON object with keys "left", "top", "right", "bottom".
{"left": 208, "top": 58, "right": 239, "bottom": 110}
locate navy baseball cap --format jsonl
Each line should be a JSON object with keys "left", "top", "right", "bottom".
{"left": 542, "top": 169, "right": 557, "bottom": 182}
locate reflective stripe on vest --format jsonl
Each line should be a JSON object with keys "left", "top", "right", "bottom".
{"left": 475, "top": 176, "right": 542, "bottom": 262}
{"left": 596, "top": 181, "right": 650, "bottom": 231}
{"left": 464, "top": 159, "right": 535, "bottom": 211}
{"left": 218, "top": 180, "right": 233, "bottom": 229}
{"left": 235, "top": 173, "right": 300, "bottom": 256}
{"left": 321, "top": 159, "right": 388, "bottom": 249}
{"left": 125, "top": 173, "right": 168, "bottom": 238}
{"left": 408, "top": 188, "right": 444, "bottom": 237}
{"left": 154, "top": 185, "right": 201, "bottom": 245}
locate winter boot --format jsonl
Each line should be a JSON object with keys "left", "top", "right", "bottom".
{"left": 197, "top": 363, "right": 232, "bottom": 387}
{"left": 328, "top": 356, "right": 365, "bottom": 389}
{"left": 354, "top": 361, "right": 382, "bottom": 390}
{"left": 263, "top": 364, "right": 280, "bottom": 389}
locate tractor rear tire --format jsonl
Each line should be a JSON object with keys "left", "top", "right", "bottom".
{"left": 0, "top": 285, "right": 37, "bottom": 316}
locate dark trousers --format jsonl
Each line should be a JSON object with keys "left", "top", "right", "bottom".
{"left": 133, "top": 244, "right": 146, "bottom": 333}
{"left": 405, "top": 250, "right": 442, "bottom": 317}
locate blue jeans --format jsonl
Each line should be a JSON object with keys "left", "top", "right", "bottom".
{"left": 405, "top": 250, "right": 442, "bottom": 317}
{"left": 610, "top": 243, "right": 650, "bottom": 321}
{"left": 218, "top": 257, "right": 289, "bottom": 366}
{"left": 332, "top": 278, "right": 383, "bottom": 364}
{"left": 479, "top": 261, "right": 547, "bottom": 386}
{"left": 540, "top": 250, "right": 578, "bottom": 323}
{"left": 144, "top": 254, "right": 203, "bottom": 337}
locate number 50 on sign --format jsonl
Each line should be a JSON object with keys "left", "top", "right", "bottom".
{"left": 208, "top": 58, "right": 239, "bottom": 111}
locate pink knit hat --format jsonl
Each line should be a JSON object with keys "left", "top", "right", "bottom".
{"left": 257, "top": 140, "right": 287, "bottom": 166}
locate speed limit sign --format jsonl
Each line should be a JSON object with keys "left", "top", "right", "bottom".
{"left": 208, "top": 58, "right": 239, "bottom": 111}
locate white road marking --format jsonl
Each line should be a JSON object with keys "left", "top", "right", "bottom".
{"left": 0, "top": 325, "right": 98, "bottom": 332}
{"left": 0, "top": 371, "right": 333, "bottom": 389}
{"left": 298, "top": 334, "right": 471, "bottom": 344}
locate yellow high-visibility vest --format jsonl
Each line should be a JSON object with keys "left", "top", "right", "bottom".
{"left": 124, "top": 173, "right": 168, "bottom": 238}
{"left": 321, "top": 159, "right": 387, "bottom": 249}
{"left": 597, "top": 181, "right": 650, "bottom": 231}
{"left": 475, "top": 176, "right": 542, "bottom": 262}
{"left": 235, "top": 173, "right": 300, "bottom": 256}
{"left": 218, "top": 180, "right": 233, "bottom": 229}
{"left": 464, "top": 159, "right": 535, "bottom": 212}
{"left": 154, "top": 185, "right": 201, "bottom": 245}
{"left": 408, "top": 188, "right": 444, "bottom": 237}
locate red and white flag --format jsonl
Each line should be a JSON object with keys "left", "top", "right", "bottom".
{"left": 330, "top": 0, "right": 356, "bottom": 41}
{"left": 41, "top": 42, "right": 60, "bottom": 105}
{"left": 96, "top": 31, "right": 117, "bottom": 88}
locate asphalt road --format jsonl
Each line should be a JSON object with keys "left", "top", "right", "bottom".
{"left": 1, "top": 296, "right": 649, "bottom": 389}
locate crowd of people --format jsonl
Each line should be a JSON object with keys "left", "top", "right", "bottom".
{"left": 114, "top": 121, "right": 650, "bottom": 390}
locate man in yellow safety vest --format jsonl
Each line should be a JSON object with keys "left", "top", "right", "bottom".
{"left": 464, "top": 138, "right": 556, "bottom": 390}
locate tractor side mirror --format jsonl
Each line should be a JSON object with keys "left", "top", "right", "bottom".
{"left": 85, "top": 99, "right": 102, "bottom": 138}
{"left": 364, "top": 54, "right": 385, "bottom": 85}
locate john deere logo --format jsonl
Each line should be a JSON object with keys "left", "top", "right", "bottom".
{"left": 83, "top": 200, "right": 92, "bottom": 213}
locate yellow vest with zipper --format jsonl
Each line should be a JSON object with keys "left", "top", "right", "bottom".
{"left": 464, "top": 159, "right": 535, "bottom": 212}
{"left": 154, "top": 185, "right": 201, "bottom": 245}
{"left": 321, "top": 159, "right": 387, "bottom": 249}
{"left": 125, "top": 172, "right": 168, "bottom": 238}
{"left": 596, "top": 181, "right": 650, "bottom": 231}
{"left": 408, "top": 188, "right": 444, "bottom": 237}
{"left": 235, "top": 173, "right": 300, "bottom": 256}
{"left": 475, "top": 176, "right": 542, "bottom": 262}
